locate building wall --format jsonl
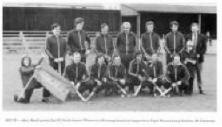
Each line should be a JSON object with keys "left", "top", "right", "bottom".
{"left": 201, "top": 14, "right": 217, "bottom": 38}
{"left": 3, "top": 7, "right": 121, "bottom": 31}
{"left": 140, "top": 12, "right": 199, "bottom": 36}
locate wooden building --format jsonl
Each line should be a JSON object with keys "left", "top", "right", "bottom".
{"left": 3, "top": 3, "right": 121, "bottom": 32}
{"left": 121, "top": 4, "right": 217, "bottom": 38}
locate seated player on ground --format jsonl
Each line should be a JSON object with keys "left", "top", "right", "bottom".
{"left": 181, "top": 40, "right": 198, "bottom": 95}
{"left": 107, "top": 55, "right": 128, "bottom": 97}
{"left": 65, "top": 52, "right": 96, "bottom": 100}
{"left": 164, "top": 54, "right": 190, "bottom": 96}
{"left": 14, "top": 55, "right": 45, "bottom": 103}
{"left": 145, "top": 53, "right": 164, "bottom": 96}
{"left": 128, "top": 51, "right": 148, "bottom": 96}
{"left": 89, "top": 54, "right": 114, "bottom": 96}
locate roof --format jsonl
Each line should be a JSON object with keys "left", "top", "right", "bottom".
{"left": 3, "top": 3, "right": 216, "bottom": 14}
{"left": 121, "top": 4, "right": 216, "bottom": 15}
{"left": 3, "top": 3, "right": 107, "bottom": 10}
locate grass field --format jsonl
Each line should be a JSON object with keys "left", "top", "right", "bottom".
{"left": 2, "top": 53, "right": 217, "bottom": 111}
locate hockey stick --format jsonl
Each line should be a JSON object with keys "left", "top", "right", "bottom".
{"left": 85, "top": 85, "right": 100, "bottom": 101}
{"left": 133, "top": 81, "right": 143, "bottom": 97}
{"left": 113, "top": 81, "right": 127, "bottom": 95}
{"left": 71, "top": 82, "right": 87, "bottom": 102}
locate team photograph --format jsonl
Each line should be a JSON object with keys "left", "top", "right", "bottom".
{"left": 2, "top": 2, "right": 217, "bottom": 111}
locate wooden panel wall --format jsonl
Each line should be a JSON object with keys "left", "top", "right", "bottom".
{"left": 3, "top": 7, "right": 121, "bottom": 31}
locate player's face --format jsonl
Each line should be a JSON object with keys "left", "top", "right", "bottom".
{"left": 173, "top": 56, "right": 181, "bottom": 64}
{"left": 152, "top": 54, "right": 158, "bottom": 62}
{"left": 187, "top": 43, "right": 193, "bottom": 51}
{"left": 114, "top": 57, "right": 121, "bottom": 66}
{"left": 186, "top": 40, "right": 194, "bottom": 50}
{"left": 171, "top": 25, "right": 178, "bottom": 32}
{"left": 101, "top": 26, "right": 109, "bottom": 35}
{"left": 123, "top": 24, "right": 131, "bottom": 34}
{"left": 136, "top": 54, "right": 142, "bottom": 62}
{"left": 52, "top": 26, "right": 61, "bottom": 36}
{"left": 73, "top": 54, "right": 81, "bottom": 63}
{"left": 23, "top": 58, "right": 30, "bottom": 66}
{"left": 76, "top": 22, "right": 84, "bottom": 30}
{"left": 146, "top": 25, "right": 154, "bottom": 32}
{"left": 191, "top": 25, "right": 199, "bottom": 33}
{"left": 98, "top": 57, "right": 105, "bottom": 64}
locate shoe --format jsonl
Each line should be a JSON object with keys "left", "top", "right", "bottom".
{"left": 105, "top": 91, "right": 111, "bottom": 96}
{"left": 179, "top": 91, "right": 184, "bottom": 96}
{"left": 200, "top": 90, "right": 205, "bottom": 94}
{"left": 186, "top": 92, "right": 192, "bottom": 96}
{"left": 18, "top": 98, "right": 29, "bottom": 104}
{"left": 14, "top": 94, "right": 18, "bottom": 102}
{"left": 166, "top": 94, "right": 171, "bottom": 98}
{"left": 42, "top": 97, "right": 50, "bottom": 103}
{"left": 14, "top": 94, "right": 29, "bottom": 104}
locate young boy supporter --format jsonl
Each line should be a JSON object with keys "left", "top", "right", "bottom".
{"left": 181, "top": 40, "right": 198, "bottom": 95}
{"left": 14, "top": 55, "right": 45, "bottom": 103}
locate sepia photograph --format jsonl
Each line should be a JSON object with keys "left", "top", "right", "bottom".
{"left": 2, "top": 0, "right": 217, "bottom": 115}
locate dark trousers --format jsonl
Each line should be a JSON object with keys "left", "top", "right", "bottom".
{"left": 43, "top": 60, "right": 65, "bottom": 98}
{"left": 166, "top": 54, "right": 173, "bottom": 64}
{"left": 128, "top": 76, "right": 139, "bottom": 93}
{"left": 144, "top": 78, "right": 163, "bottom": 94}
{"left": 78, "top": 81, "right": 97, "bottom": 94}
{"left": 95, "top": 80, "right": 119, "bottom": 95}
{"left": 120, "top": 53, "right": 134, "bottom": 72}
{"left": 196, "top": 63, "right": 202, "bottom": 90}
{"left": 127, "top": 76, "right": 145, "bottom": 93}
{"left": 120, "top": 54, "right": 134, "bottom": 92}
{"left": 173, "top": 83, "right": 187, "bottom": 95}
{"left": 49, "top": 60, "right": 65, "bottom": 73}
{"left": 187, "top": 77, "right": 194, "bottom": 94}
{"left": 81, "top": 55, "right": 86, "bottom": 63}
{"left": 22, "top": 79, "right": 42, "bottom": 102}
{"left": 80, "top": 49, "right": 86, "bottom": 63}
{"left": 163, "top": 81, "right": 188, "bottom": 95}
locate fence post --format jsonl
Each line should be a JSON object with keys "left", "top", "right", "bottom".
{"left": 46, "top": 31, "right": 50, "bottom": 38}
{"left": 19, "top": 31, "right": 27, "bottom": 53}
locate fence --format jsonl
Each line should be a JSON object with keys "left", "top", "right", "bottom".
{"left": 3, "top": 30, "right": 118, "bottom": 54}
